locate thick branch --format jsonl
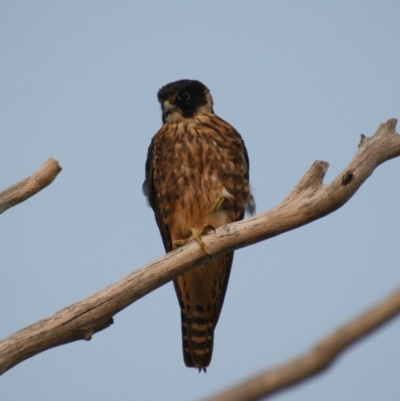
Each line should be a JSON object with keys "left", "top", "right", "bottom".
{"left": 0, "top": 119, "right": 399, "bottom": 375}
{"left": 203, "top": 288, "right": 400, "bottom": 401}
{"left": 0, "top": 158, "right": 62, "bottom": 214}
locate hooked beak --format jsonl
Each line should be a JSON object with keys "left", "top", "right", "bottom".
{"left": 162, "top": 100, "right": 176, "bottom": 119}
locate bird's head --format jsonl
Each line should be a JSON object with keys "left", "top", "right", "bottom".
{"left": 157, "top": 80, "right": 214, "bottom": 123}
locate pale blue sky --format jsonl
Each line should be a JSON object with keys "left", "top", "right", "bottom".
{"left": 1, "top": 2, "right": 400, "bottom": 400}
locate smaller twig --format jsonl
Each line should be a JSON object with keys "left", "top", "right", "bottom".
{"left": 283, "top": 160, "right": 329, "bottom": 200}
{"left": 0, "top": 158, "right": 62, "bottom": 214}
{"left": 202, "top": 288, "right": 400, "bottom": 401}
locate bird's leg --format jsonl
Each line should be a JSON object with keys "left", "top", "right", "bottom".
{"left": 172, "top": 195, "right": 228, "bottom": 255}
{"left": 173, "top": 225, "right": 214, "bottom": 255}
{"left": 210, "top": 195, "right": 227, "bottom": 212}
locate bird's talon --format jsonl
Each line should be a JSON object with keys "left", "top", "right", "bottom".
{"left": 173, "top": 227, "right": 212, "bottom": 256}
{"left": 192, "top": 230, "right": 210, "bottom": 256}
{"left": 202, "top": 224, "right": 215, "bottom": 234}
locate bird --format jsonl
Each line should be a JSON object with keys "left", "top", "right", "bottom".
{"left": 143, "top": 79, "right": 255, "bottom": 371}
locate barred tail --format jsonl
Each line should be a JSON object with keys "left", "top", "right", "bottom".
{"left": 181, "top": 305, "right": 214, "bottom": 371}
{"left": 174, "top": 253, "right": 234, "bottom": 371}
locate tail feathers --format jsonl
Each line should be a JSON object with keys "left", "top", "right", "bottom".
{"left": 173, "top": 253, "right": 234, "bottom": 371}
{"left": 181, "top": 306, "right": 214, "bottom": 370}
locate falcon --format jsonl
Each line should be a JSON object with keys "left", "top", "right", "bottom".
{"left": 143, "top": 79, "right": 255, "bottom": 371}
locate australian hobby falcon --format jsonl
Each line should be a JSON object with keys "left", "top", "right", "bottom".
{"left": 143, "top": 79, "right": 255, "bottom": 371}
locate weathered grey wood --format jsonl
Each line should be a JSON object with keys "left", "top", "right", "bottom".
{"left": 203, "top": 287, "right": 400, "bottom": 401}
{"left": 0, "top": 119, "right": 399, "bottom": 377}
{"left": 0, "top": 158, "right": 62, "bottom": 214}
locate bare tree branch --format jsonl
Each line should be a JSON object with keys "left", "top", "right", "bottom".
{"left": 202, "top": 287, "right": 400, "bottom": 401}
{"left": 0, "top": 158, "right": 62, "bottom": 214}
{"left": 0, "top": 119, "right": 399, "bottom": 376}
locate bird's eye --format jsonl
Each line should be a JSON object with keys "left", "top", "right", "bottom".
{"left": 178, "top": 92, "right": 190, "bottom": 101}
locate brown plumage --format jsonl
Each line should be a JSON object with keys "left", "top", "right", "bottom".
{"left": 143, "top": 79, "right": 255, "bottom": 371}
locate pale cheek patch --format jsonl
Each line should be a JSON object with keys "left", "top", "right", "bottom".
{"left": 165, "top": 110, "right": 185, "bottom": 124}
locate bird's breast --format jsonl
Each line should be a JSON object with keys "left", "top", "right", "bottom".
{"left": 153, "top": 118, "right": 248, "bottom": 238}
{"left": 158, "top": 121, "right": 235, "bottom": 191}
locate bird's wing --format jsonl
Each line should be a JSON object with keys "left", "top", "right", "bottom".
{"left": 143, "top": 134, "right": 173, "bottom": 253}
